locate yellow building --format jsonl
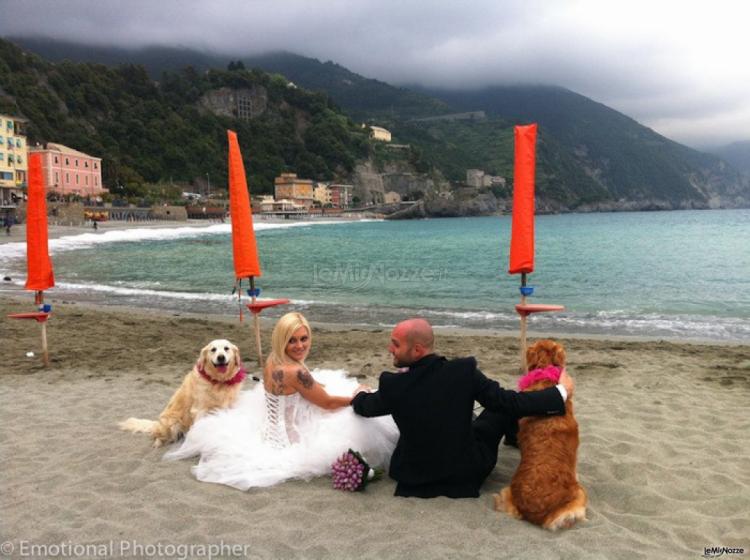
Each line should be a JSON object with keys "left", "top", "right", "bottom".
{"left": 274, "top": 173, "right": 314, "bottom": 209}
{"left": 369, "top": 126, "right": 392, "bottom": 142}
{"left": 0, "top": 114, "right": 28, "bottom": 210}
{"left": 313, "top": 183, "right": 331, "bottom": 206}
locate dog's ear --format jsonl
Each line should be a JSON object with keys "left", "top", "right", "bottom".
{"left": 526, "top": 344, "right": 540, "bottom": 371}
{"left": 199, "top": 343, "right": 211, "bottom": 368}
{"left": 232, "top": 343, "right": 241, "bottom": 369}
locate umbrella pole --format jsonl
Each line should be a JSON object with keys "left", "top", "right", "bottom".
{"left": 519, "top": 274, "right": 528, "bottom": 372}
{"left": 250, "top": 277, "right": 263, "bottom": 368}
{"left": 41, "top": 320, "right": 49, "bottom": 367}
{"left": 36, "top": 290, "right": 49, "bottom": 367}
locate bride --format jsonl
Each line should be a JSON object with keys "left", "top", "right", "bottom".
{"left": 165, "top": 312, "right": 398, "bottom": 490}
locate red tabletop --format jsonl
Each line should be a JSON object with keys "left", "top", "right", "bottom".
{"left": 8, "top": 312, "right": 51, "bottom": 323}
{"left": 246, "top": 299, "right": 290, "bottom": 314}
{"left": 515, "top": 304, "right": 565, "bottom": 317}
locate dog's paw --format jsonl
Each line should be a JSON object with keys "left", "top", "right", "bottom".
{"left": 544, "top": 507, "right": 586, "bottom": 531}
{"left": 492, "top": 492, "right": 502, "bottom": 511}
{"left": 496, "top": 487, "right": 522, "bottom": 518}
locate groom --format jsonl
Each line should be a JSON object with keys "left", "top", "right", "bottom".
{"left": 351, "top": 318, "right": 573, "bottom": 498}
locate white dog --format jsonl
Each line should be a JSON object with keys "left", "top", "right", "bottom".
{"left": 119, "top": 339, "right": 245, "bottom": 447}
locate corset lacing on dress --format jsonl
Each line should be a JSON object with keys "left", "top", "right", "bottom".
{"left": 262, "top": 392, "right": 300, "bottom": 449}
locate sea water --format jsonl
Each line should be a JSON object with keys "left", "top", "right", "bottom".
{"left": 1, "top": 210, "right": 748, "bottom": 341}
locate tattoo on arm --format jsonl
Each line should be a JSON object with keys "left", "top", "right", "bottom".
{"left": 297, "top": 369, "right": 314, "bottom": 390}
{"left": 271, "top": 369, "right": 285, "bottom": 395}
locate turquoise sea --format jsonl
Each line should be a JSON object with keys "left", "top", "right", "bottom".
{"left": 1, "top": 210, "right": 749, "bottom": 341}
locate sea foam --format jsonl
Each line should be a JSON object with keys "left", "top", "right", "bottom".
{"left": 0, "top": 219, "right": 367, "bottom": 272}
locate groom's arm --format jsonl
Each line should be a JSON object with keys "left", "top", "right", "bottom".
{"left": 351, "top": 373, "right": 394, "bottom": 417}
{"left": 351, "top": 390, "right": 390, "bottom": 417}
{"left": 473, "top": 368, "right": 565, "bottom": 417}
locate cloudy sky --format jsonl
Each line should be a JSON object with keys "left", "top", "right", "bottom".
{"left": 2, "top": 0, "right": 749, "bottom": 148}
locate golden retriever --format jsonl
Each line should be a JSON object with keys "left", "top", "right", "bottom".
{"left": 494, "top": 339, "right": 587, "bottom": 530}
{"left": 119, "top": 339, "right": 245, "bottom": 447}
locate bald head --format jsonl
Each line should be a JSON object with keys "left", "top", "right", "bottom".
{"left": 389, "top": 318, "right": 435, "bottom": 367}
{"left": 397, "top": 318, "right": 434, "bottom": 350}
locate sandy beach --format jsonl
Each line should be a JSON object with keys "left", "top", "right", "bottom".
{"left": 1, "top": 292, "right": 748, "bottom": 559}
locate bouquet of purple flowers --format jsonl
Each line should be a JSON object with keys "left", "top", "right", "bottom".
{"left": 331, "top": 449, "right": 382, "bottom": 491}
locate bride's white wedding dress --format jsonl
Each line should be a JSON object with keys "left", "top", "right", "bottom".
{"left": 164, "top": 369, "right": 398, "bottom": 490}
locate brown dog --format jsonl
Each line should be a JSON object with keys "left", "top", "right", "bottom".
{"left": 119, "top": 339, "right": 245, "bottom": 447}
{"left": 494, "top": 340, "right": 587, "bottom": 530}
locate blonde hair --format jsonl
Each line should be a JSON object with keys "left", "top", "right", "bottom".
{"left": 268, "top": 312, "right": 312, "bottom": 367}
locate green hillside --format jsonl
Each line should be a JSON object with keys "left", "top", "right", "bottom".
{"left": 0, "top": 39, "right": 370, "bottom": 197}
{"left": 383, "top": 117, "right": 607, "bottom": 206}
{"left": 425, "top": 86, "right": 747, "bottom": 205}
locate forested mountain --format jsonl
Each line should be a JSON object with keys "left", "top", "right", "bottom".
{"left": 5, "top": 37, "right": 750, "bottom": 210}
{"left": 423, "top": 86, "right": 749, "bottom": 207}
{"left": 0, "top": 39, "right": 370, "bottom": 197}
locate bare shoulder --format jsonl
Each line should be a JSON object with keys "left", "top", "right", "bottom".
{"left": 294, "top": 367, "right": 315, "bottom": 390}
{"left": 264, "top": 364, "right": 312, "bottom": 395}
{"left": 265, "top": 365, "right": 290, "bottom": 395}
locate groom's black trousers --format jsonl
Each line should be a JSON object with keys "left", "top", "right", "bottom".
{"left": 394, "top": 408, "right": 514, "bottom": 498}
{"left": 472, "top": 408, "right": 515, "bottom": 483}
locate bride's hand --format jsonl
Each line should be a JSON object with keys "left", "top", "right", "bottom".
{"left": 353, "top": 384, "right": 372, "bottom": 395}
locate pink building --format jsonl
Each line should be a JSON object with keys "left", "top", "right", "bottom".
{"left": 30, "top": 142, "right": 106, "bottom": 197}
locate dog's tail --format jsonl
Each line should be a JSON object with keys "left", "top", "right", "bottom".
{"left": 118, "top": 417, "right": 157, "bottom": 435}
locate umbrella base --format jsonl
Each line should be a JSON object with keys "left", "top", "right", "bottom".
{"left": 246, "top": 299, "right": 290, "bottom": 315}
{"left": 8, "top": 312, "right": 51, "bottom": 323}
{"left": 515, "top": 304, "right": 564, "bottom": 317}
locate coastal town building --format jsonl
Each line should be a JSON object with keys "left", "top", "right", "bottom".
{"left": 200, "top": 87, "right": 268, "bottom": 121}
{"left": 29, "top": 142, "right": 106, "bottom": 198}
{"left": 253, "top": 194, "right": 306, "bottom": 214}
{"left": 274, "top": 173, "right": 314, "bottom": 209}
{"left": 253, "top": 195, "right": 275, "bottom": 213}
{"left": 466, "top": 168, "right": 506, "bottom": 188}
{"left": 328, "top": 184, "right": 353, "bottom": 208}
{"left": 0, "top": 114, "right": 28, "bottom": 211}
{"left": 368, "top": 126, "right": 392, "bottom": 142}
{"left": 313, "top": 183, "right": 332, "bottom": 206}
{"left": 312, "top": 183, "right": 352, "bottom": 208}
{"left": 272, "top": 199, "right": 306, "bottom": 212}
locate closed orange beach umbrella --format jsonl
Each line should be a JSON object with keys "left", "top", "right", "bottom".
{"left": 508, "top": 124, "right": 537, "bottom": 276}
{"left": 507, "top": 124, "right": 563, "bottom": 370}
{"left": 8, "top": 152, "right": 55, "bottom": 366}
{"left": 226, "top": 130, "right": 288, "bottom": 367}
{"left": 227, "top": 130, "right": 261, "bottom": 279}
{"left": 25, "top": 152, "right": 55, "bottom": 291}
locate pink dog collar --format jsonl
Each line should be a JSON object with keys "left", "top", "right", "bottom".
{"left": 518, "top": 365, "right": 562, "bottom": 391}
{"left": 197, "top": 362, "right": 247, "bottom": 386}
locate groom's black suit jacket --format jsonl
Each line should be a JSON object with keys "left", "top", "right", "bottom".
{"left": 352, "top": 354, "right": 565, "bottom": 498}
